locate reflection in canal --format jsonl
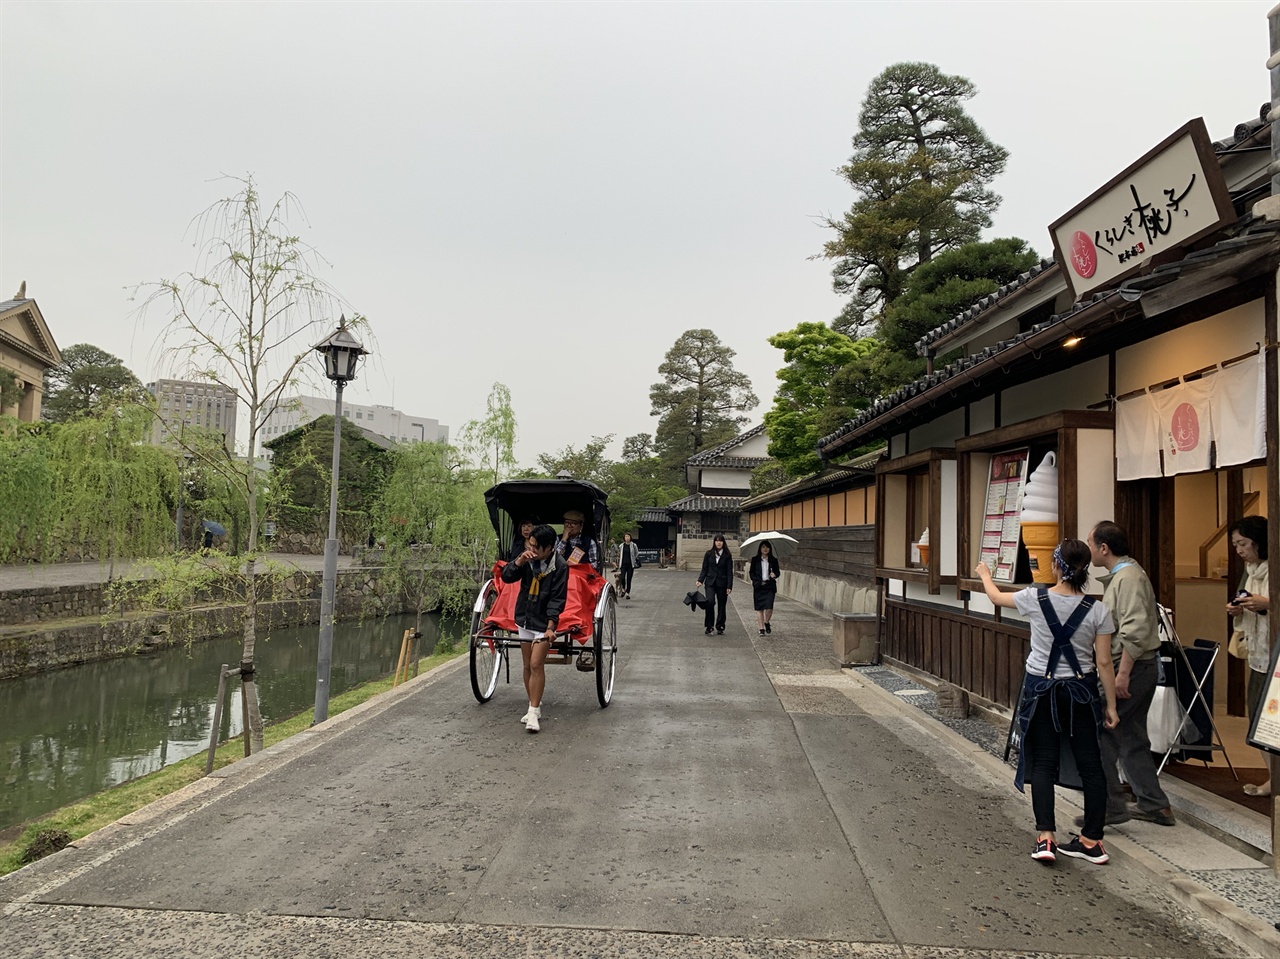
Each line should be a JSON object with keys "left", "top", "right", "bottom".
{"left": 1, "top": 613, "right": 468, "bottom": 832}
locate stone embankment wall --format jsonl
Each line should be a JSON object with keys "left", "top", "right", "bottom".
{"left": 0, "top": 568, "right": 430, "bottom": 680}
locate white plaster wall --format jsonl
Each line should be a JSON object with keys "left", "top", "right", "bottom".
{"left": 909, "top": 407, "right": 964, "bottom": 452}
{"left": 700, "top": 467, "right": 751, "bottom": 491}
{"left": 940, "top": 459, "right": 958, "bottom": 576}
{"left": 1115, "top": 300, "right": 1264, "bottom": 393}
{"left": 737, "top": 432, "right": 770, "bottom": 457}
{"left": 969, "top": 396, "right": 997, "bottom": 435}
{"left": 1000, "top": 356, "right": 1109, "bottom": 423}
{"left": 1075, "top": 428, "right": 1115, "bottom": 538}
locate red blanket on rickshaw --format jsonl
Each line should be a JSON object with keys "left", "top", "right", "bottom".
{"left": 483, "top": 560, "right": 605, "bottom": 645}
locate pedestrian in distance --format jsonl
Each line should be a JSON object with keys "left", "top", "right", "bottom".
{"left": 749, "top": 542, "right": 780, "bottom": 635}
{"left": 696, "top": 534, "right": 733, "bottom": 635}
{"left": 1226, "top": 515, "right": 1270, "bottom": 798}
{"left": 501, "top": 524, "right": 568, "bottom": 734}
{"left": 615, "top": 531, "right": 639, "bottom": 599}
{"left": 976, "top": 539, "right": 1119, "bottom": 866}
{"left": 1087, "top": 521, "right": 1176, "bottom": 827}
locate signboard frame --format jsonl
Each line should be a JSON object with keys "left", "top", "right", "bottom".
{"left": 1245, "top": 635, "right": 1280, "bottom": 758}
{"left": 979, "top": 447, "right": 1031, "bottom": 585}
{"left": 1049, "top": 117, "right": 1235, "bottom": 301}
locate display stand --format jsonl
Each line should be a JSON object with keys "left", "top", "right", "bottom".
{"left": 1246, "top": 631, "right": 1280, "bottom": 757}
{"left": 978, "top": 447, "right": 1030, "bottom": 584}
{"left": 1153, "top": 604, "right": 1238, "bottom": 779}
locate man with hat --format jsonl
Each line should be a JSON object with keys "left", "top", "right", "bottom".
{"left": 556, "top": 509, "right": 601, "bottom": 573}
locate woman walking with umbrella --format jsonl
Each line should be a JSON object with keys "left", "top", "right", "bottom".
{"left": 749, "top": 541, "right": 780, "bottom": 635}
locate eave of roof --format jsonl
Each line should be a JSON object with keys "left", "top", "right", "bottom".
{"left": 818, "top": 220, "right": 1280, "bottom": 458}
{"left": 667, "top": 493, "right": 745, "bottom": 513}
{"left": 685, "top": 423, "right": 767, "bottom": 464}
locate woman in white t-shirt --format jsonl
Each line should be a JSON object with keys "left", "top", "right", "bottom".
{"left": 976, "top": 538, "right": 1119, "bottom": 867}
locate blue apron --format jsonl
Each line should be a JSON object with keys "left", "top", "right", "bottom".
{"left": 1013, "top": 590, "right": 1102, "bottom": 793}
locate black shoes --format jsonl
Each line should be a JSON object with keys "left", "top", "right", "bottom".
{"left": 716, "top": 628, "right": 724, "bottom": 635}
{"left": 1128, "top": 806, "right": 1176, "bottom": 826}
{"left": 1031, "top": 837, "right": 1057, "bottom": 863}
{"left": 705, "top": 627, "right": 713, "bottom": 635}
{"left": 1058, "top": 835, "right": 1109, "bottom": 865}
{"left": 764, "top": 623, "right": 771, "bottom": 634}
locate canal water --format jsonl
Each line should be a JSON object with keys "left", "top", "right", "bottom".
{"left": 0, "top": 612, "right": 469, "bottom": 833}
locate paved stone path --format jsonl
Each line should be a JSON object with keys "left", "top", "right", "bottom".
{"left": 1, "top": 567, "right": 1271, "bottom": 957}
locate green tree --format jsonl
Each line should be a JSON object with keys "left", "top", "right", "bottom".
{"left": 535, "top": 434, "right": 614, "bottom": 487}
{"left": 41, "top": 344, "right": 145, "bottom": 422}
{"left": 375, "top": 441, "right": 492, "bottom": 656}
{"left": 49, "top": 404, "right": 177, "bottom": 574}
{"left": 136, "top": 174, "right": 360, "bottom": 754}
{"left": 823, "top": 62, "right": 1009, "bottom": 329}
{"left": 649, "top": 329, "right": 757, "bottom": 483}
{"left": 0, "top": 367, "right": 21, "bottom": 415}
{"left": 0, "top": 420, "right": 57, "bottom": 562}
{"left": 764, "top": 323, "right": 875, "bottom": 477}
{"left": 459, "top": 383, "right": 518, "bottom": 488}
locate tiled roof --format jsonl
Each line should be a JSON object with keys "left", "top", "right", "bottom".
{"left": 667, "top": 494, "right": 745, "bottom": 513}
{"left": 685, "top": 423, "right": 767, "bottom": 465}
{"left": 741, "top": 452, "right": 883, "bottom": 510}
{"left": 636, "top": 507, "right": 672, "bottom": 524}
{"left": 817, "top": 218, "right": 1280, "bottom": 457}
{"left": 913, "top": 258, "right": 1059, "bottom": 355}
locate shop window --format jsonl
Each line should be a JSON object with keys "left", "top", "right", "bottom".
{"left": 875, "top": 448, "right": 957, "bottom": 595}
{"left": 955, "top": 410, "right": 1114, "bottom": 596}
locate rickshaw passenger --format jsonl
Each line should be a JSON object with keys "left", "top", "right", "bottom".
{"left": 508, "top": 515, "right": 540, "bottom": 561}
{"left": 501, "top": 524, "right": 568, "bottom": 734}
{"left": 556, "top": 509, "right": 602, "bottom": 573}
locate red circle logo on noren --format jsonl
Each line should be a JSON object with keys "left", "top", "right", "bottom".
{"left": 1170, "top": 403, "right": 1200, "bottom": 452}
{"left": 1070, "top": 231, "right": 1097, "bottom": 279}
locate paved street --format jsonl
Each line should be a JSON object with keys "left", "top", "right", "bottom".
{"left": 0, "top": 568, "right": 1257, "bottom": 958}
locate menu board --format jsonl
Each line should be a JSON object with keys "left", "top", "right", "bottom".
{"left": 1246, "top": 639, "right": 1280, "bottom": 757}
{"left": 979, "top": 448, "right": 1031, "bottom": 584}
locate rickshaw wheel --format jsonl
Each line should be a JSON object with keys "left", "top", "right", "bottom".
{"left": 470, "top": 580, "right": 503, "bottom": 703}
{"left": 594, "top": 588, "right": 617, "bottom": 707}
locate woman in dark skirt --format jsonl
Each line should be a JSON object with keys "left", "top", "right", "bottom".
{"left": 749, "top": 542, "right": 780, "bottom": 635}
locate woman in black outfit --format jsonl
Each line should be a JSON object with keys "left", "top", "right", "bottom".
{"left": 749, "top": 542, "right": 780, "bottom": 635}
{"left": 509, "top": 516, "right": 540, "bottom": 560}
{"left": 696, "top": 534, "right": 734, "bottom": 635}
{"left": 616, "top": 532, "right": 638, "bottom": 599}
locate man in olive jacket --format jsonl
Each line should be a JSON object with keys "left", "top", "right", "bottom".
{"left": 1087, "top": 521, "right": 1174, "bottom": 826}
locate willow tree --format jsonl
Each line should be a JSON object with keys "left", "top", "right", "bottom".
{"left": 51, "top": 405, "right": 175, "bottom": 573}
{"left": 136, "top": 175, "right": 362, "bottom": 754}
{"left": 459, "top": 382, "right": 518, "bottom": 489}
{"left": 0, "top": 419, "right": 57, "bottom": 563}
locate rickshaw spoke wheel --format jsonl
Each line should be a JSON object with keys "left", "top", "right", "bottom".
{"left": 595, "top": 588, "right": 617, "bottom": 707}
{"left": 470, "top": 582, "right": 503, "bottom": 703}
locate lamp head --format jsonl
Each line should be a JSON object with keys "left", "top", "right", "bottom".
{"left": 313, "top": 315, "right": 368, "bottom": 383}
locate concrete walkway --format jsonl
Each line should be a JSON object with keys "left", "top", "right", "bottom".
{"left": 2, "top": 568, "right": 1278, "bottom": 957}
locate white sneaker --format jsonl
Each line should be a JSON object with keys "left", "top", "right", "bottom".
{"left": 519, "top": 707, "right": 534, "bottom": 725}
{"left": 526, "top": 711, "right": 540, "bottom": 733}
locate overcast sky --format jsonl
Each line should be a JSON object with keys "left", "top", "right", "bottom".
{"left": 1, "top": 1, "right": 1269, "bottom": 466}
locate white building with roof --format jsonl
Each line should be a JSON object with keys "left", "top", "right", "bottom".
{"left": 258, "top": 395, "right": 447, "bottom": 457}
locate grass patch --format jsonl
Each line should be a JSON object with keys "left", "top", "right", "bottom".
{"left": 0, "top": 647, "right": 464, "bottom": 877}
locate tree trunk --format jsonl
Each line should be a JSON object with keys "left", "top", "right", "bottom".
{"left": 240, "top": 554, "right": 265, "bottom": 753}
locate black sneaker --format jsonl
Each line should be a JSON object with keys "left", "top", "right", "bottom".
{"left": 1058, "top": 835, "right": 1109, "bottom": 865}
{"left": 716, "top": 628, "right": 724, "bottom": 635}
{"left": 705, "top": 627, "right": 713, "bottom": 635}
{"left": 1031, "top": 837, "right": 1057, "bottom": 863}
{"left": 759, "top": 629, "right": 766, "bottom": 636}
{"left": 764, "top": 623, "right": 771, "bottom": 634}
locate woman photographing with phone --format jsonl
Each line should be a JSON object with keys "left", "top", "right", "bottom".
{"left": 1227, "top": 515, "right": 1270, "bottom": 798}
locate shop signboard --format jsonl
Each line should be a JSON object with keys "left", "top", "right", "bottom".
{"left": 979, "top": 448, "right": 1030, "bottom": 584}
{"left": 1246, "top": 638, "right": 1280, "bottom": 758}
{"left": 1049, "top": 118, "right": 1234, "bottom": 300}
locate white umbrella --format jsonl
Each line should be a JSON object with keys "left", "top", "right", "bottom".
{"left": 738, "top": 531, "right": 799, "bottom": 560}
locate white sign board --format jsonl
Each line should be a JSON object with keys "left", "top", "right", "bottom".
{"left": 1050, "top": 119, "right": 1233, "bottom": 300}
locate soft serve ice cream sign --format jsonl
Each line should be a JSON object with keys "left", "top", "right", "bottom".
{"left": 1019, "top": 453, "right": 1059, "bottom": 584}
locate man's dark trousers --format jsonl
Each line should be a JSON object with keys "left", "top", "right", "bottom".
{"left": 1100, "top": 657, "right": 1170, "bottom": 814}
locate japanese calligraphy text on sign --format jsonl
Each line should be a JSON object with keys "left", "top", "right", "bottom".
{"left": 1049, "top": 118, "right": 1234, "bottom": 300}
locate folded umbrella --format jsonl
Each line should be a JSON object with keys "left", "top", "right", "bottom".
{"left": 682, "top": 589, "right": 708, "bottom": 612}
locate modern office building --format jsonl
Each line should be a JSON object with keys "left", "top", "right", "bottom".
{"left": 258, "top": 395, "right": 447, "bottom": 456}
{"left": 146, "top": 379, "right": 239, "bottom": 453}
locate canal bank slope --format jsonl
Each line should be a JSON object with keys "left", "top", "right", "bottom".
{"left": 0, "top": 554, "right": 415, "bottom": 679}
{"left": 4, "top": 568, "right": 1275, "bottom": 958}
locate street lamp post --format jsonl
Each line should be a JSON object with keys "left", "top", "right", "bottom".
{"left": 312, "top": 314, "right": 368, "bottom": 725}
